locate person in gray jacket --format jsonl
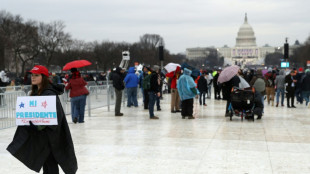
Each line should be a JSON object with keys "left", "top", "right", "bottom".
{"left": 275, "top": 69, "right": 286, "bottom": 107}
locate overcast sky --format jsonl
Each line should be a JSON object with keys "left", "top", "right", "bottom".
{"left": 2, "top": 0, "right": 310, "bottom": 54}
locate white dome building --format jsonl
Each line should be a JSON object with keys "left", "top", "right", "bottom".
{"left": 186, "top": 13, "right": 282, "bottom": 66}
{"left": 235, "top": 14, "right": 257, "bottom": 47}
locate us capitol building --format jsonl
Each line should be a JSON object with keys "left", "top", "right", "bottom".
{"left": 186, "top": 14, "right": 287, "bottom": 66}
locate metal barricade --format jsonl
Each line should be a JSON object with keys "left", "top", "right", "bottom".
{"left": 0, "top": 91, "right": 27, "bottom": 129}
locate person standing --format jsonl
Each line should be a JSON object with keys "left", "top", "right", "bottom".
{"left": 264, "top": 68, "right": 276, "bottom": 106}
{"left": 285, "top": 70, "right": 297, "bottom": 108}
{"left": 148, "top": 66, "right": 160, "bottom": 119}
{"left": 213, "top": 69, "right": 222, "bottom": 100}
{"left": 112, "top": 67, "right": 125, "bottom": 116}
{"left": 295, "top": 67, "right": 305, "bottom": 104}
{"left": 166, "top": 66, "right": 181, "bottom": 113}
{"left": 223, "top": 75, "right": 241, "bottom": 116}
{"left": 177, "top": 68, "right": 198, "bottom": 119}
{"left": 197, "top": 72, "right": 208, "bottom": 106}
{"left": 275, "top": 70, "right": 286, "bottom": 107}
{"left": 250, "top": 69, "right": 266, "bottom": 117}
{"left": 65, "top": 68, "right": 89, "bottom": 123}
{"left": 7, "top": 65, "right": 77, "bottom": 174}
{"left": 301, "top": 69, "right": 310, "bottom": 107}
{"left": 124, "top": 67, "right": 139, "bottom": 107}
{"left": 206, "top": 71, "right": 213, "bottom": 99}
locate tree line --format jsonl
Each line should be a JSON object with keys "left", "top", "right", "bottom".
{"left": 265, "top": 37, "right": 310, "bottom": 68}
{"left": 0, "top": 10, "right": 185, "bottom": 76}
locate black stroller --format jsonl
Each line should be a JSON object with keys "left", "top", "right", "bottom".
{"left": 229, "top": 87, "right": 256, "bottom": 121}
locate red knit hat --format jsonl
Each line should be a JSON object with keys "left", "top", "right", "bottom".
{"left": 29, "top": 65, "right": 49, "bottom": 77}
{"left": 299, "top": 67, "right": 304, "bottom": 72}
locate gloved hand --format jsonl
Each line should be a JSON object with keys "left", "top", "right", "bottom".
{"left": 29, "top": 121, "right": 38, "bottom": 131}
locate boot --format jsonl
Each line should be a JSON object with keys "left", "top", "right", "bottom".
{"left": 276, "top": 103, "right": 278, "bottom": 107}
{"left": 271, "top": 101, "right": 274, "bottom": 106}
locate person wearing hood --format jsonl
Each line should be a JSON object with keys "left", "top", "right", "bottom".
{"left": 7, "top": 65, "right": 77, "bottom": 174}
{"left": 275, "top": 69, "right": 286, "bottom": 107}
{"left": 177, "top": 68, "right": 198, "bottom": 119}
{"left": 112, "top": 67, "right": 125, "bottom": 116}
{"left": 264, "top": 68, "right": 276, "bottom": 106}
{"left": 250, "top": 69, "right": 266, "bottom": 117}
{"left": 65, "top": 68, "right": 89, "bottom": 123}
{"left": 285, "top": 70, "right": 297, "bottom": 108}
{"left": 124, "top": 67, "right": 139, "bottom": 107}
{"left": 301, "top": 69, "right": 310, "bottom": 107}
{"left": 295, "top": 67, "right": 305, "bottom": 104}
{"left": 0, "top": 70, "right": 10, "bottom": 106}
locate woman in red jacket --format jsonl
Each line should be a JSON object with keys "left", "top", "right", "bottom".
{"left": 65, "top": 68, "right": 89, "bottom": 123}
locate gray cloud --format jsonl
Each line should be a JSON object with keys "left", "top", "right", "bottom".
{"left": 2, "top": 0, "right": 310, "bottom": 53}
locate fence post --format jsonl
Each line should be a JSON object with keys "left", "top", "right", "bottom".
{"left": 88, "top": 90, "right": 91, "bottom": 117}
{"left": 107, "top": 85, "right": 110, "bottom": 112}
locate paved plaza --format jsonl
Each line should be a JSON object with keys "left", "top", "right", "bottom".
{"left": 1, "top": 94, "right": 310, "bottom": 174}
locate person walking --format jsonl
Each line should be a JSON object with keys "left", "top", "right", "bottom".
{"left": 222, "top": 75, "right": 240, "bottom": 116}
{"left": 7, "top": 65, "right": 77, "bottom": 174}
{"left": 148, "top": 66, "right": 160, "bottom": 119}
{"left": 166, "top": 66, "right": 181, "bottom": 113}
{"left": 285, "top": 70, "right": 297, "bottom": 108}
{"left": 124, "top": 67, "right": 139, "bottom": 107}
{"left": 197, "top": 72, "right": 208, "bottom": 106}
{"left": 112, "top": 67, "right": 125, "bottom": 116}
{"left": 177, "top": 68, "right": 198, "bottom": 119}
{"left": 206, "top": 71, "right": 213, "bottom": 99}
{"left": 213, "top": 69, "right": 222, "bottom": 100}
{"left": 65, "top": 68, "right": 89, "bottom": 123}
{"left": 275, "top": 70, "right": 286, "bottom": 107}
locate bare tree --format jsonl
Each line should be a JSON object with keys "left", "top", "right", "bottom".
{"left": 38, "top": 21, "right": 71, "bottom": 68}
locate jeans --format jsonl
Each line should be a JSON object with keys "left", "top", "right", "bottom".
{"left": 115, "top": 89, "right": 122, "bottom": 114}
{"left": 207, "top": 85, "right": 212, "bottom": 98}
{"left": 295, "top": 88, "right": 303, "bottom": 103}
{"left": 148, "top": 92, "right": 156, "bottom": 117}
{"left": 261, "top": 96, "right": 264, "bottom": 113}
{"left": 276, "top": 88, "right": 285, "bottom": 105}
{"left": 302, "top": 91, "right": 310, "bottom": 105}
{"left": 71, "top": 95, "right": 87, "bottom": 122}
{"left": 199, "top": 91, "right": 206, "bottom": 105}
{"left": 127, "top": 87, "right": 138, "bottom": 107}
{"left": 156, "top": 95, "right": 161, "bottom": 109}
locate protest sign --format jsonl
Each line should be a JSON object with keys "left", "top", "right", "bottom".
{"left": 16, "top": 96, "right": 57, "bottom": 125}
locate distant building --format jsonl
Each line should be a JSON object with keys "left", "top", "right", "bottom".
{"left": 186, "top": 13, "right": 300, "bottom": 66}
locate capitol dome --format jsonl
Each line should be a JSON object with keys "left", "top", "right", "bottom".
{"left": 235, "top": 13, "right": 257, "bottom": 47}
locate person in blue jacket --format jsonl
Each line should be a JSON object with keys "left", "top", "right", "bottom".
{"left": 177, "top": 68, "right": 199, "bottom": 119}
{"left": 124, "top": 67, "right": 139, "bottom": 107}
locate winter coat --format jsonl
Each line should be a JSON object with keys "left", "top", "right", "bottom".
{"left": 222, "top": 75, "right": 240, "bottom": 100}
{"left": 149, "top": 71, "right": 160, "bottom": 93}
{"left": 124, "top": 67, "right": 139, "bottom": 88}
{"left": 275, "top": 70, "right": 286, "bottom": 89}
{"left": 301, "top": 71, "right": 310, "bottom": 91}
{"left": 250, "top": 70, "right": 266, "bottom": 95}
{"left": 285, "top": 74, "right": 295, "bottom": 92}
{"left": 166, "top": 66, "right": 181, "bottom": 89}
{"left": 7, "top": 84, "right": 78, "bottom": 173}
{"left": 65, "top": 77, "right": 89, "bottom": 98}
{"left": 197, "top": 76, "right": 208, "bottom": 92}
{"left": 295, "top": 72, "right": 305, "bottom": 89}
{"left": 112, "top": 67, "right": 125, "bottom": 90}
{"left": 177, "top": 68, "right": 198, "bottom": 101}
{"left": 264, "top": 72, "right": 276, "bottom": 87}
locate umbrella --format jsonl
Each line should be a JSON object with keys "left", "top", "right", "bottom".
{"left": 238, "top": 76, "right": 250, "bottom": 89}
{"left": 164, "top": 63, "right": 181, "bottom": 73}
{"left": 262, "top": 69, "right": 268, "bottom": 76}
{"left": 218, "top": 65, "right": 240, "bottom": 83}
{"left": 63, "top": 60, "right": 92, "bottom": 71}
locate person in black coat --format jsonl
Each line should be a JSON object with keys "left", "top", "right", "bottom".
{"left": 112, "top": 67, "right": 125, "bottom": 116}
{"left": 148, "top": 66, "right": 161, "bottom": 119}
{"left": 213, "top": 70, "right": 222, "bottom": 99}
{"left": 7, "top": 65, "right": 77, "bottom": 174}
{"left": 222, "top": 75, "right": 240, "bottom": 116}
{"left": 285, "top": 70, "right": 297, "bottom": 108}
{"left": 197, "top": 73, "right": 208, "bottom": 106}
